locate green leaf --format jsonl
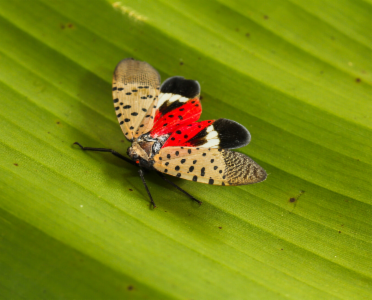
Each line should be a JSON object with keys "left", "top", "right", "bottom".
{"left": 0, "top": 0, "right": 371, "bottom": 299}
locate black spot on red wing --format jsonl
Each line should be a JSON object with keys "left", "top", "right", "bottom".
{"left": 175, "top": 166, "right": 180, "bottom": 171}
{"left": 171, "top": 137, "right": 175, "bottom": 141}
{"left": 175, "top": 151, "right": 179, "bottom": 156}
{"left": 163, "top": 123, "right": 168, "bottom": 127}
{"left": 178, "top": 116, "right": 183, "bottom": 120}
{"left": 189, "top": 166, "right": 194, "bottom": 172}
{"left": 167, "top": 154, "right": 171, "bottom": 159}
{"left": 184, "top": 135, "right": 188, "bottom": 138}
{"left": 176, "top": 130, "right": 182, "bottom": 134}
{"left": 181, "top": 159, "right": 186, "bottom": 164}
{"left": 179, "top": 108, "right": 185, "bottom": 111}
{"left": 201, "top": 167, "right": 205, "bottom": 176}
{"left": 188, "top": 149, "right": 192, "bottom": 154}
{"left": 176, "top": 173, "right": 181, "bottom": 178}
{"left": 169, "top": 115, "right": 174, "bottom": 118}
{"left": 193, "top": 175, "right": 197, "bottom": 181}
{"left": 191, "top": 101, "right": 195, "bottom": 104}
{"left": 209, "top": 179, "right": 214, "bottom": 185}
{"left": 193, "top": 160, "right": 197, "bottom": 164}
{"left": 165, "top": 162, "right": 169, "bottom": 166}
{"left": 214, "top": 166, "right": 218, "bottom": 170}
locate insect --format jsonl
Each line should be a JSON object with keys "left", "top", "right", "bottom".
{"left": 74, "top": 58, "right": 267, "bottom": 208}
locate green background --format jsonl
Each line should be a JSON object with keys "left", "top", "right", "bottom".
{"left": 0, "top": 0, "right": 371, "bottom": 299}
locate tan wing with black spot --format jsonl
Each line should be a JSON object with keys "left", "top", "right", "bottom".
{"left": 153, "top": 147, "right": 267, "bottom": 186}
{"left": 112, "top": 58, "right": 160, "bottom": 141}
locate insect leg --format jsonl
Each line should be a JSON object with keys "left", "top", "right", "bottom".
{"left": 138, "top": 169, "right": 156, "bottom": 208}
{"left": 156, "top": 172, "right": 202, "bottom": 205}
{"left": 73, "top": 142, "right": 136, "bottom": 166}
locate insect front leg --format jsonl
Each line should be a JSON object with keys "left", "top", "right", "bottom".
{"left": 73, "top": 142, "right": 137, "bottom": 166}
{"left": 138, "top": 168, "right": 156, "bottom": 208}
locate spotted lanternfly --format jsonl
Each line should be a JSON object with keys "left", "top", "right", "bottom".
{"left": 75, "top": 58, "right": 267, "bottom": 208}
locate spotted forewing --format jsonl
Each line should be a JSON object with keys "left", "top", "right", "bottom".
{"left": 112, "top": 58, "right": 160, "bottom": 141}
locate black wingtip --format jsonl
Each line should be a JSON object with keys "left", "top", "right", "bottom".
{"left": 160, "top": 76, "right": 200, "bottom": 98}
{"left": 213, "top": 119, "right": 251, "bottom": 149}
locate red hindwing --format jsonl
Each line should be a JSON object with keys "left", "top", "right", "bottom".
{"left": 162, "top": 120, "right": 214, "bottom": 148}
{"left": 150, "top": 98, "right": 202, "bottom": 137}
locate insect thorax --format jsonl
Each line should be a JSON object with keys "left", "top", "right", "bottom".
{"left": 127, "top": 133, "right": 169, "bottom": 169}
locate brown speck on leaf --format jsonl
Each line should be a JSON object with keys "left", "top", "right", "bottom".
{"left": 180, "top": 61, "right": 184, "bottom": 66}
{"left": 218, "top": 227, "right": 222, "bottom": 229}
{"left": 289, "top": 197, "right": 296, "bottom": 203}
{"left": 67, "top": 23, "right": 74, "bottom": 28}
{"left": 338, "top": 231, "right": 341, "bottom": 233}
{"left": 60, "top": 24, "right": 65, "bottom": 29}
{"left": 264, "top": 15, "right": 269, "bottom": 19}
{"left": 47, "top": 132, "right": 50, "bottom": 134}
{"left": 235, "top": 28, "right": 240, "bottom": 32}
{"left": 121, "top": 140, "right": 125, "bottom": 143}
{"left": 56, "top": 121, "right": 60, "bottom": 124}
{"left": 127, "top": 285, "right": 134, "bottom": 291}
{"left": 14, "top": 163, "right": 18, "bottom": 166}
{"left": 129, "top": 189, "right": 133, "bottom": 191}
{"left": 200, "top": 95, "right": 203, "bottom": 100}
{"left": 281, "top": 248, "right": 283, "bottom": 251}
{"left": 355, "top": 78, "right": 361, "bottom": 83}
{"left": 246, "top": 33, "right": 250, "bottom": 37}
